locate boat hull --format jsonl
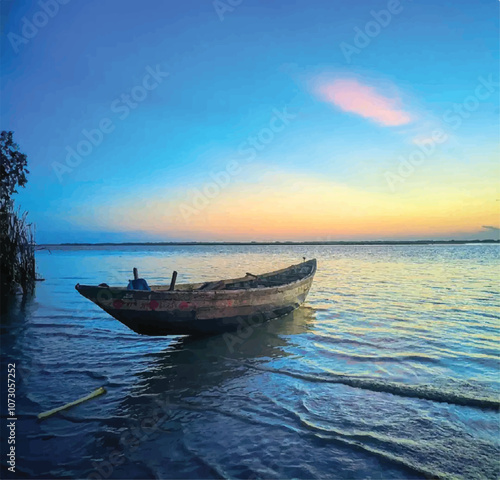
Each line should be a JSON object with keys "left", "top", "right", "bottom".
{"left": 76, "top": 259, "right": 316, "bottom": 336}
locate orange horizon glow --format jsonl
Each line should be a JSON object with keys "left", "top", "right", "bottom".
{"left": 72, "top": 170, "right": 500, "bottom": 242}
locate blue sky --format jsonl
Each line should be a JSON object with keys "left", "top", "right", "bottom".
{"left": 1, "top": 0, "right": 499, "bottom": 243}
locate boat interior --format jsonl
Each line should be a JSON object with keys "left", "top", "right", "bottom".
{"left": 154, "top": 259, "right": 316, "bottom": 292}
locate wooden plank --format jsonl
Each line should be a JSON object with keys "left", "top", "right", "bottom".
{"left": 200, "top": 280, "right": 226, "bottom": 291}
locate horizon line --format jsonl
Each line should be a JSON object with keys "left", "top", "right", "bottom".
{"left": 39, "top": 239, "right": 500, "bottom": 247}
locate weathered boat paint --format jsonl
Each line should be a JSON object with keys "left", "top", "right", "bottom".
{"left": 75, "top": 259, "right": 316, "bottom": 336}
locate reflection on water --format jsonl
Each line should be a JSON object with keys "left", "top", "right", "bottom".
{"left": 129, "top": 306, "right": 315, "bottom": 397}
{"left": 1, "top": 245, "right": 499, "bottom": 479}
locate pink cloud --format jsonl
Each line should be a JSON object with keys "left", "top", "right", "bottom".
{"left": 316, "top": 79, "right": 412, "bottom": 126}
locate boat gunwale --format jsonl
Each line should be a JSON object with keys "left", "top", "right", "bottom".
{"left": 76, "top": 259, "right": 317, "bottom": 298}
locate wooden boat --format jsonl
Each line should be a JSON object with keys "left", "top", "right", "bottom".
{"left": 75, "top": 259, "right": 316, "bottom": 336}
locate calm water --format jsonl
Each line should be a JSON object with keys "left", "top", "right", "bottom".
{"left": 1, "top": 245, "right": 499, "bottom": 479}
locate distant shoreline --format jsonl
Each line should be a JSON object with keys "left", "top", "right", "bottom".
{"left": 41, "top": 239, "right": 500, "bottom": 247}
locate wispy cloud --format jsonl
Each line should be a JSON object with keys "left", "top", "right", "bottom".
{"left": 482, "top": 225, "right": 500, "bottom": 232}
{"left": 316, "top": 78, "right": 412, "bottom": 127}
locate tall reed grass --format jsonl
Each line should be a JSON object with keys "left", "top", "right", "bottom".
{"left": 0, "top": 203, "right": 36, "bottom": 296}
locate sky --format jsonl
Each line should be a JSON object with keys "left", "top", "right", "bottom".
{"left": 1, "top": 0, "right": 499, "bottom": 243}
